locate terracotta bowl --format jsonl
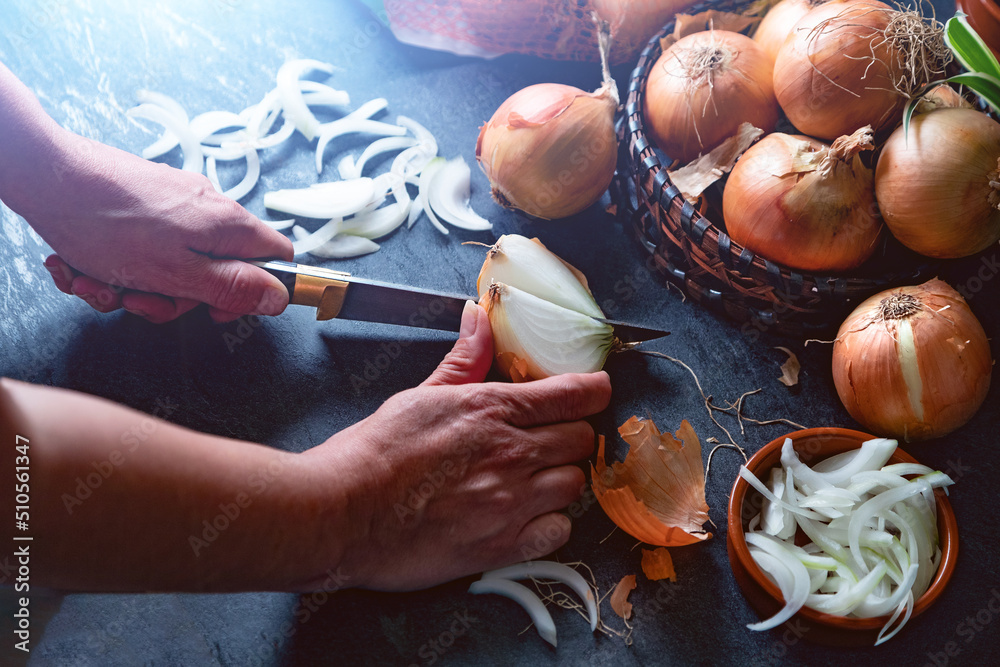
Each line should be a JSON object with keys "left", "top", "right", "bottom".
{"left": 727, "top": 427, "right": 959, "bottom": 646}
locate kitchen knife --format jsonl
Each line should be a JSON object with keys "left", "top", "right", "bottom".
{"left": 252, "top": 259, "right": 669, "bottom": 344}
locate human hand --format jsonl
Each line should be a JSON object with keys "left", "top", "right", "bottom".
{"left": 18, "top": 132, "right": 292, "bottom": 323}
{"left": 301, "top": 302, "right": 612, "bottom": 592}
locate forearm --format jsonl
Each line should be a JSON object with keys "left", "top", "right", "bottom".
{"left": 0, "top": 61, "right": 73, "bottom": 217}
{"left": 0, "top": 378, "right": 352, "bottom": 592}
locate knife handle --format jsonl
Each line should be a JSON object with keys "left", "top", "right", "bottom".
{"left": 253, "top": 260, "right": 351, "bottom": 321}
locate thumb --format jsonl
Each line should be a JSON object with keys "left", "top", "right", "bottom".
{"left": 195, "top": 259, "right": 290, "bottom": 316}
{"left": 421, "top": 301, "right": 494, "bottom": 386}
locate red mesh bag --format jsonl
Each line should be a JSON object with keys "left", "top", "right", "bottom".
{"left": 383, "top": 0, "right": 698, "bottom": 64}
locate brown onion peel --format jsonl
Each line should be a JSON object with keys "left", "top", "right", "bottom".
{"left": 722, "top": 125, "right": 882, "bottom": 272}
{"left": 875, "top": 107, "right": 1000, "bottom": 258}
{"left": 831, "top": 278, "right": 992, "bottom": 442}
{"left": 475, "top": 17, "right": 619, "bottom": 220}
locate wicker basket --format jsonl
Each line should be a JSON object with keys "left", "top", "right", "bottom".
{"left": 609, "top": 0, "right": 943, "bottom": 338}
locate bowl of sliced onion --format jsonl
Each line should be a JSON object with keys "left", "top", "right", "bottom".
{"left": 726, "top": 427, "right": 958, "bottom": 647}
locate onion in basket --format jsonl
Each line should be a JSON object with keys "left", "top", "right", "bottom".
{"left": 722, "top": 126, "right": 881, "bottom": 273}
{"left": 773, "top": 0, "right": 951, "bottom": 140}
{"left": 875, "top": 107, "right": 1000, "bottom": 258}
{"left": 831, "top": 279, "right": 992, "bottom": 442}
{"left": 644, "top": 30, "right": 778, "bottom": 165}
{"left": 752, "top": 0, "right": 827, "bottom": 62}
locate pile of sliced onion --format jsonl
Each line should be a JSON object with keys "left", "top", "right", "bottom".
{"left": 468, "top": 560, "right": 598, "bottom": 647}
{"left": 126, "top": 58, "right": 490, "bottom": 260}
{"left": 739, "top": 437, "right": 954, "bottom": 645}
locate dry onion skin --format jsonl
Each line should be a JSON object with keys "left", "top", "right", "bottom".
{"left": 875, "top": 108, "right": 1000, "bottom": 259}
{"left": 773, "top": 0, "right": 951, "bottom": 141}
{"left": 722, "top": 126, "right": 881, "bottom": 272}
{"left": 644, "top": 30, "right": 779, "bottom": 164}
{"left": 475, "top": 23, "right": 618, "bottom": 220}
{"left": 753, "top": 0, "right": 829, "bottom": 62}
{"left": 591, "top": 417, "right": 711, "bottom": 547}
{"left": 832, "top": 279, "right": 992, "bottom": 442}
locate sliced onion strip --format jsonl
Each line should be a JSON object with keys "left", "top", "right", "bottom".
{"left": 468, "top": 578, "right": 557, "bottom": 647}
{"left": 482, "top": 560, "right": 598, "bottom": 632}
{"left": 127, "top": 103, "right": 203, "bottom": 173}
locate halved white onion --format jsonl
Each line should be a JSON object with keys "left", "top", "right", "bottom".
{"left": 477, "top": 234, "right": 602, "bottom": 318}
{"left": 484, "top": 282, "right": 614, "bottom": 379}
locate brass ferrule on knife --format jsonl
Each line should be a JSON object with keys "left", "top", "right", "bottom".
{"left": 252, "top": 260, "right": 351, "bottom": 321}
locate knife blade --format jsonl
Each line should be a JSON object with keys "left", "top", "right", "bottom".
{"left": 252, "top": 260, "right": 669, "bottom": 344}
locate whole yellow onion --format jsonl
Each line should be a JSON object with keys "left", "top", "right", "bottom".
{"left": 832, "top": 279, "right": 992, "bottom": 442}
{"left": 773, "top": 0, "right": 921, "bottom": 140}
{"left": 476, "top": 82, "right": 618, "bottom": 219}
{"left": 722, "top": 126, "right": 881, "bottom": 272}
{"left": 644, "top": 30, "right": 778, "bottom": 164}
{"left": 875, "top": 107, "right": 1000, "bottom": 258}
{"left": 753, "top": 0, "right": 827, "bottom": 62}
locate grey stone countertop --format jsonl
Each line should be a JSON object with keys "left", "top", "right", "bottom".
{"left": 1, "top": 0, "right": 997, "bottom": 665}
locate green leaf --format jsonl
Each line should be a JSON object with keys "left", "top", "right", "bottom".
{"left": 902, "top": 81, "right": 948, "bottom": 142}
{"left": 945, "top": 14, "right": 1000, "bottom": 81}
{"left": 947, "top": 71, "right": 1000, "bottom": 114}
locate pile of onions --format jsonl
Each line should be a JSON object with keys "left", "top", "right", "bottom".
{"left": 476, "top": 22, "right": 618, "bottom": 219}
{"left": 722, "top": 126, "right": 881, "bottom": 272}
{"left": 875, "top": 107, "right": 1000, "bottom": 258}
{"left": 644, "top": 30, "right": 778, "bottom": 164}
{"left": 752, "top": 0, "right": 828, "bottom": 62}
{"left": 832, "top": 279, "right": 992, "bottom": 442}
{"left": 773, "top": 0, "right": 944, "bottom": 140}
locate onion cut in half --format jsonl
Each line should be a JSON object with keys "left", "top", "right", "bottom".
{"left": 592, "top": 417, "right": 712, "bottom": 547}
{"left": 477, "top": 235, "right": 603, "bottom": 318}
{"left": 479, "top": 282, "right": 613, "bottom": 381}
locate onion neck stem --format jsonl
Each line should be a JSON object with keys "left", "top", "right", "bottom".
{"left": 594, "top": 13, "right": 619, "bottom": 105}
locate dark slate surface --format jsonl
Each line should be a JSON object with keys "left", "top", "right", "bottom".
{"left": 1, "top": 0, "right": 998, "bottom": 665}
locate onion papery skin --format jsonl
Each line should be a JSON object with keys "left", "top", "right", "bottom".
{"left": 754, "top": 0, "right": 824, "bottom": 63}
{"left": 832, "top": 279, "right": 992, "bottom": 442}
{"left": 722, "top": 130, "right": 881, "bottom": 272}
{"left": 875, "top": 108, "right": 1000, "bottom": 258}
{"left": 643, "top": 30, "right": 779, "bottom": 165}
{"left": 773, "top": 0, "right": 905, "bottom": 141}
{"left": 475, "top": 83, "right": 617, "bottom": 220}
